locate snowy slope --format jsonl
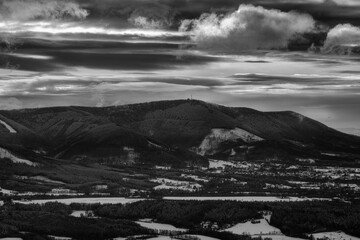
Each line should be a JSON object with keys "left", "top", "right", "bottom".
{"left": 0, "top": 120, "right": 17, "bottom": 133}
{"left": 0, "top": 147, "right": 38, "bottom": 166}
{"left": 197, "top": 128, "right": 263, "bottom": 155}
{"left": 224, "top": 219, "right": 281, "bottom": 235}
{"left": 135, "top": 220, "right": 187, "bottom": 232}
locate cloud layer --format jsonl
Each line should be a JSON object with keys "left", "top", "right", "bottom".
{"left": 180, "top": 4, "right": 316, "bottom": 51}
{"left": 0, "top": 0, "right": 88, "bottom": 21}
{"left": 125, "top": 3, "right": 176, "bottom": 29}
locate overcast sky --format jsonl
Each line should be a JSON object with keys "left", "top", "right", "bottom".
{"left": 75, "top": 0, "right": 360, "bottom": 22}
{"left": 2, "top": 0, "right": 360, "bottom": 23}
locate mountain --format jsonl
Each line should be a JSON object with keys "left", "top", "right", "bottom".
{"left": 1, "top": 99, "right": 360, "bottom": 168}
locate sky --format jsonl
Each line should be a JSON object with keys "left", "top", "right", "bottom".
{"left": 0, "top": 0, "right": 360, "bottom": 135}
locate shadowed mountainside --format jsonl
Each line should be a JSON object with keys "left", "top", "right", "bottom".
{"left": 1, "top": 99, "right": 360, "bottom": 167}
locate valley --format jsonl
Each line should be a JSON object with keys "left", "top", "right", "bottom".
{"left": 1, "top": 100, "right": 360, "bottom": 240}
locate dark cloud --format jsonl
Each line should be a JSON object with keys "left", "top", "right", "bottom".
{"left": 75, "top": 0, "right": 360, "bottom": 24}
{"left": 254, "top": 0, "right": 360, "bottom": 25}
{"left": 1, "top": 0, "right": 359, "bottom": 25}
{"left": 17, "top": 37, "right": 184, "bottom": 51}
{"left": 9, "top": 50, "right": 219, "bottom": 71}
{"left": 138, "top": 77, "right": 226, "bottom": 87}
{"left": 1, "top": 54, "right": 63, "bottom": 72}
{"left": 230, "top": 72, "right": 360, "bottom": 88}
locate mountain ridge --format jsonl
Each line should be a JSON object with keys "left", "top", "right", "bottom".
{"left": 1, "top": 99, "right": 359, "bottom": 167}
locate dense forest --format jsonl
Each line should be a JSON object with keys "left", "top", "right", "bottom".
{"left": 270, "top": 202, "right": 360, "bottom": 237}
{"left": 1, "top": 200, "right": 360, "bottom": 240}
{"left": 95, "top": 200, "right": 360, "bottom": 238}
{"left": 0, "top": 202, "right": 151, "bottom": 240}
{"left": 95, "top": 200, "right": 262, "bottom": 228}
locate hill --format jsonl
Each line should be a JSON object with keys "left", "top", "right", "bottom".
{"left": 1, "top": 99, "right": 359, "bottom": 166}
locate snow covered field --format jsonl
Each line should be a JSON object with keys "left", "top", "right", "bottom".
{"left": 14, "top": 197, "right": 144, "bottom": 205}
{"left": 0, "top": 147, "right": 38, "bottom": 166}
{"left": 312, "top": 231, "right": 360, "bottom": 240}
{"left": 9, "top": 195, "right": 330, "bottom": 206}
{"left": 0, "top": 238, "right": 23, "bottom": 240}
{"left": 163, "top": 196, "right": 330, "bottom": 202}
{"left": 135, "top": 220, "right": 187, "bottom": 232}
{"left": 224, "top": 219, "right": 281, "bottom": 235}
{"left": 0, "top": 120, "right": 17, "bottom": 133}
{"left": 224, "top": 218, "right": 304, "bottom": 240}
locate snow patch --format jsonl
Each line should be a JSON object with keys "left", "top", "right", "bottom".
{"left": 151, "top": 178, "right": 202, "bottom": 192}
{"left": 0, "top": 186, "right": 45, "bottom": 196}
{"left": 163, "top": 196, "right": 330, "bottom": 202}
{"left": 197, "top": 128, "right": 263, "bottom": 155}
{"left": 135, "top": 220, "right": 187, "bottom": 232}
{"left": 155, "top": 165, "right": 172, "bottom": 170}
{"left": 148, "top": 140, "right": 163, "bottom": 149}
{"left": 0, "top": 238, "right": 23, "bottom": 240}
{"left": 147, "top": 237, "right": 173, "bottom": 240}
{"left": 209, "top": 159, "right": 236, "bottom": 169}
{"left": 224, "top": 219, "right": 281, "bottom": 235}
{"left": 15, "top": 175, "right": 65, "bottom": 185}
{"left": 223, "top": 218, "right": 304, "bottom": 239}
{"left": 70, "top": 210, "right": 95, "bottom": 218}
{"left": 47, "top": 188, "right": 83, "bottom": 196}
{"left": 48, "top": 236, "right": 72, "bottom": 240}
{"left": 0, "top": 147, "right": 38, "bottom": 166}
{"left": 14, "top": 197, "right": 145, "bottom": 205}
{"left": 0, "top": 120, "right": 17, "bottom": 133}
{"left": 180, "top": 235, "right": 220, "bottom": 240}
{"left": 321, "top": 152, "right": 341, "bottom": 157}
{"left": 0, "top": 187, "right": 18, "bottom": 196}
{"left": 181, "top": 174, "right": 209, "bottom": 182}
{"left": 255, "top": 235, "right": 304, "bottom": 240}
{"left": 312, "top": 231, "right": 360, "bottom": 240}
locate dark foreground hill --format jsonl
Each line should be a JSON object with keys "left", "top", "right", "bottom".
{"left": 1, "top": 99, "right": 360, "bottom": 168}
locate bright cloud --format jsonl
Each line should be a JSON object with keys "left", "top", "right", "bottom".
{"left": 180, "top": 4, "right": 316, "bottom": 51}
{"left": 322, "top": 24, "right": 360, "bottom": 55}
